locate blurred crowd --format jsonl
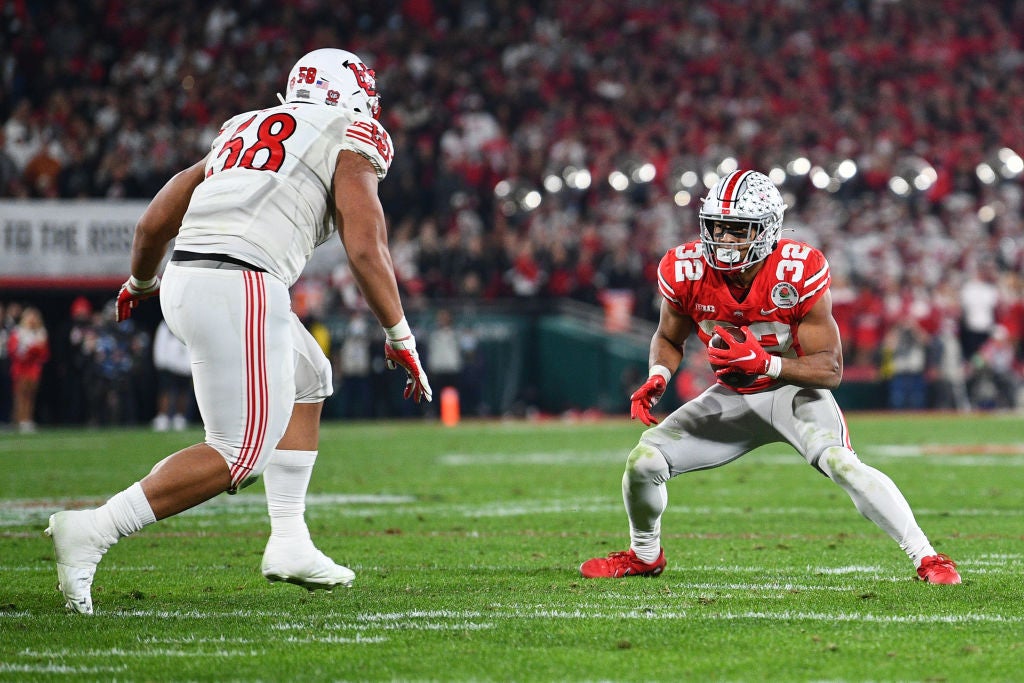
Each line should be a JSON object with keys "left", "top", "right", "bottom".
{"left": 3, "top": 0, "right": 1024, "bottom": 419}
{"left": 1, "top": 297, "right": 158, "bottom": 429}
{"left": 0, "top": 297, "right": 490, "bottom": 427}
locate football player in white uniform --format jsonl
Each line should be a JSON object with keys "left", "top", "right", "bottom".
{"left": 46, "top": 48, "right": 432, "bottom": 614}
{"left": 580, "top": 170, "right": 961, "bottom": 584}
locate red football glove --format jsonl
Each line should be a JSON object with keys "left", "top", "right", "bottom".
{"left": 384, "top": 336, "right": 433, "bottom": 403}
{"left": 115, "top": 275, "right": 161, "bottom": 322}
{"left": 706, "top": 324, "right": 772, "bottom": 376}
{"left": 629, "top": 374, "right": 667, "bottom": 426}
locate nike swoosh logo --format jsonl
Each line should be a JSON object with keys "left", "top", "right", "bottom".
{"left": 735, "top": 352, "right": 756, "bottom": 362}
{"left": 760, "top": 307, "right": 778, "bottom": 315}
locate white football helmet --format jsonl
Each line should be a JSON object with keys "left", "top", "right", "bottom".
{"left": 699, "top": 170, "right": 787, "bottom": 271}
{"left": 282, "top": 48, "right": 381, "bottom": 119}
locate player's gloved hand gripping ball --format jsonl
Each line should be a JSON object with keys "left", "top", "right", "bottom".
{"left": 383, "top": 317, "right": 433, "bottom": 403}
{"left": 115, "top": 275, "right": 161, "bottom": 322}
{"left": 706, "top": 324, "right": 781, "bottom": 388}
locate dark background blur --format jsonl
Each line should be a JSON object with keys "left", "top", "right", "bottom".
{"left": 2, "top": 1, "right": 1023, "bottom": 425}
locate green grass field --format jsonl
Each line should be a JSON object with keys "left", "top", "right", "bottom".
{"left": 2, "top": 413, "right": 1023, "bottom": 682}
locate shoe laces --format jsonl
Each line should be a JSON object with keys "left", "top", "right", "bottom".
{"left": 605, "top": 550, "right": 636, "bottom": 566}
{"left": 927, "top": 553, "right": 956, "bottom": 568}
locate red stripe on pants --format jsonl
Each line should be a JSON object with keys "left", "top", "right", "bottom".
{"left": 232, "top": 271, "right": 268, "bottom": 487}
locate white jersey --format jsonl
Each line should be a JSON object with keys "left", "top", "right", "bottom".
{"left": 175, "top": 103, "right": 394, "bottom": 286}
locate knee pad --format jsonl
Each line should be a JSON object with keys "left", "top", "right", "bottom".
{"left": 625, "top": 441, "right": 671, "bottom": 486}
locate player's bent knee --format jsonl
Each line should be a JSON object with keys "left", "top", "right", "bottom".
{"left": 206, "top": 438, "right": 273, "bottom": 493}
{"left": 818, "top": 446, "right": 862, "bottom": 484}
{"left": 228, "top": 473, "right": 261, "bottom": 495}
{"left": 625, "top": 442, "right": 670, "bottom": 485}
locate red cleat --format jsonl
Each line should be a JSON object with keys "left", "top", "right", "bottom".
{"left": 580, "top": 548, "right": 666, "bottom": 578}
{"left": 917, "top": 553, "right": 961, "bottom": 584}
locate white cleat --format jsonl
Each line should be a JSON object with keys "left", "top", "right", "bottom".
{"left": 261, "top": 541, "right": 355, "bottom": 592}
{"left": 45, "top": 511, "right": 111, "bottom": 615}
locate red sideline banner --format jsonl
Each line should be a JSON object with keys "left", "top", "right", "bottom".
{"left": 0, "top": 200, "right": 148, "bottom": 288}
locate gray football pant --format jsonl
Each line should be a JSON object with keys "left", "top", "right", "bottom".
{"left": 623, "top": 383, "right": 934, "bottom": 564}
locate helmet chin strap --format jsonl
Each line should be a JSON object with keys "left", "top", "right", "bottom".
{"left": 276, "top": 92, "right": 286, "bottom": 105}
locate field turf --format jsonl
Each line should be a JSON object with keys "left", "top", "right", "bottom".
{"left": 1, "top": 412, "right": 1022, "bottom": 681}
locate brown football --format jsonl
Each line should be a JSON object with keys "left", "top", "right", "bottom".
{"left": 708, "top": 324, "right": 758, "bottom": 389}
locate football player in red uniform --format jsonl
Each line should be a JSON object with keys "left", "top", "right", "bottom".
{"left": 580, "top": 170, "right": 960, "bottom": 584}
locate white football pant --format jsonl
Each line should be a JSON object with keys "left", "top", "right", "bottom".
{"left": 161, "top": 263, "right": 295, "bottom": 491}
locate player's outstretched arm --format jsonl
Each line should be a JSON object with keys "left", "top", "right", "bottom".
{"left": 334, "top": 150, "right": 431, "bottom": 403}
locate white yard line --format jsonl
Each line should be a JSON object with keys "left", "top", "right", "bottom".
{"left": 8, "top": 606, "right": 1022, "bottom": 629}
{"left": 3, "top": 495, "right": 1022, "bottom": 530}
{"left": 134, "top": 634, "right": 388, "bottom": 644}
{"left": 439, "top": 450, "right": 625, "bottom": 465}
{"left": 2, "top": 441, "right": 1020, "bottom": 525}
{"left": 437, "top": 444, "right": 1024, "bottom": 466}
{"left": 0, "top": 664, "right": 128, "bottom": 674}
{"left": 20, "top": 648, "right": 266, "bottom": 658}
{"left": 341, "top": 607, "right": 1024, "bottom": 625}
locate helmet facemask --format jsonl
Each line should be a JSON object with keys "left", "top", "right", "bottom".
{"left": 698, "top": 170, "right": 786, "bottom": 272}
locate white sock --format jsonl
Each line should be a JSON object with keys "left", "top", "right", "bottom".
{"left": 910, "top": 544, "right": 940, "bottom": 568}
{"left": 630, "top": 526, "right": 663, "bottom": 564}
{"left": 94, "top": 482, "right": 157, "bottom": 541}
{"left": 623, "top": 444, "right": 670, "bottom": 564}
{"left": 263, "top": 449, "right": 316, "bottom": 544}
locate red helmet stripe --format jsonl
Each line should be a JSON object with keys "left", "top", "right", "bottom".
{"left": 718, "top": 170, "right": 752, "bottom": 215}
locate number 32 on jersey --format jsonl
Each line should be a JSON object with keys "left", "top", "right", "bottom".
{"left": 673, "top": 243, "right": 811, "bottom": 283}
{"left": 673, "top": 245, "right": 704, "bottom": 282}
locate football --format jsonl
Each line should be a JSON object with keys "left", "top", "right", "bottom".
{"left": 708, "top": 324, "right": 758, "bottom": 389}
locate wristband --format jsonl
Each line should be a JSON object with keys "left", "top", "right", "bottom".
{"left": 766, "top": 355, "right": 782, "bottom": 379}
{"left": 649, "top": 364, "right": 672, "bottom": 383}
{"left": 129, "top": 275, "right": 159, "bottom": 291}
{"left": 383, "top": 316, "right": 412, "bottom": 341}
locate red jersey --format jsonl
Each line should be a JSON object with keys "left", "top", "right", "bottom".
{"left": 657, "top": 238, "right": 831, "bottom": 393}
